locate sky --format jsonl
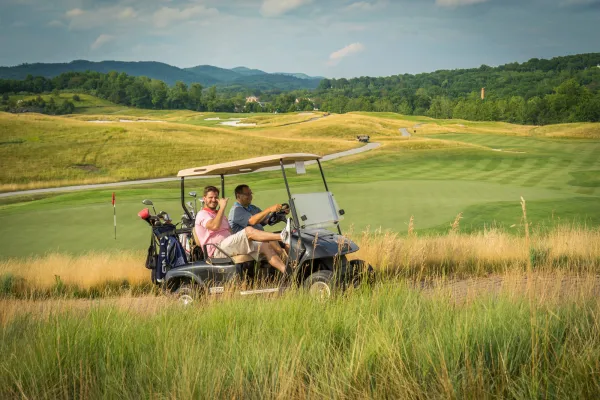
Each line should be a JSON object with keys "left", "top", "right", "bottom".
{"left": 0, "top": 0, "right": 599, "bottom": 78}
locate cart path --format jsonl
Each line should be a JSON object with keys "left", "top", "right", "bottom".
{"left": 0, "top": 142, "right": 381, "bottom": 198}
{"left": 3, "top": 273, "right": 598, "bottom": 324}
{"left": 400, "top": 128, "right": 411, "bottom": 137}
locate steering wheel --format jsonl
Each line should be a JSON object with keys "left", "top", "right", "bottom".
{"left": 266, "top": 203, "right": 290, "bottom": 226}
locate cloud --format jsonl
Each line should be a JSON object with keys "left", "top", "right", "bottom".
{"left": 118, "top": 7, "right": 137, "bottom": 19}
{"left": 65, "top": 5, "right": 139, "bottom": 30}
{"left": 65, "top": 8, "right": 84, "bottom": 18}
{"left": 260, "top": 0, "right": 313, "bottom": 17}
{"left": 153, "top": 5, "right": 219, "bottom": 28}
{"left": 344, "top": 1, "right": 387, "bottom": 12}
{"left": 560, "top": 0, "right": 600, "bottom": 6}
{"left": 327, "top": 42, "right": 365, "bottom": 66}
{"left": 91, "top": 34, "right": 115, "bottom": 50}
{"left": 435, "top": 0, "right": 490, "bottom": 7}
{"left": 47, "top": 19, "right": 66, "bottom": 28}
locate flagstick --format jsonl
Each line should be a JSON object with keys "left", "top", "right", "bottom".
{"left": 112, "top": 192, "right": 117, "bottom": 240}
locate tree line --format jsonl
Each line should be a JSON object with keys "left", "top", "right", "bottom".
{"left": 1, "top": 53, "right": 599, "bottom": 124}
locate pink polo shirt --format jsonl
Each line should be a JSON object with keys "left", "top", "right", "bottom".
{"left": 195, "top": 207, "right": 231, "bottom": 257}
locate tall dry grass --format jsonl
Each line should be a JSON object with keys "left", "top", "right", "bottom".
{"left": 1, "top": 277, "right": 600, "bottom": 399}
{"left": 1, "top": 225, "right": 598, "bottom": 297}
{"left": 0, "top": 251, "right": 150, "bottom": 298}
{"left": 349, "top": 224, "right": 600, "bottom": 278}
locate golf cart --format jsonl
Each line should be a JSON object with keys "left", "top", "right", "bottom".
{"left": 138, "top": 153, "right": 373, "bottom": 303}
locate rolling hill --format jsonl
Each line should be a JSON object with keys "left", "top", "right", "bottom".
{"left": 0, "top": 60, "right": 323, "bottom": 91}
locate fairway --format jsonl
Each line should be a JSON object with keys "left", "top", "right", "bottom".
{"left": 1, "top": 110, "right": 599, "bottom": 258}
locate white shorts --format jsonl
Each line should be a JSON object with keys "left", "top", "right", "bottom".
{"left": 214, "top": 230, "right": 261, "bottom": 261}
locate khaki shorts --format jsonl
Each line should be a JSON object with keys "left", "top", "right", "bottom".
{"left": 214, "top": 230, "right": 261, "bottom": 261}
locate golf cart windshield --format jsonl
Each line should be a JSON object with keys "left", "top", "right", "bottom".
{"left": 292, "top": 191, "right": 344, "bottom": 229}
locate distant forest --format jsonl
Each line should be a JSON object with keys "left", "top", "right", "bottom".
{"left": 1, "top": 53, "right": 599, "bottom": 124}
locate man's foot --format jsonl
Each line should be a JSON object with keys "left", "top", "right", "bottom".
{"left": 280, "top": 218, "right": 292, "bottom": 246}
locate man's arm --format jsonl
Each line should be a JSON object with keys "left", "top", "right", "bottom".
{"left": 248, "top": 204, "right": 282, "bottom": 226}
{"left": 205, "top": 198, "right": 228, "bottom": 231}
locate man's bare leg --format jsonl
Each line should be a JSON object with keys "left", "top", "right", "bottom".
{"left": 258, "top": 242, "right": 286, "bottom": 273}
{"left": 244, "top": 227, "right": 281, "bottom": 243}
{"left": 269, "top": 241, "right": 286, "bottom": 258}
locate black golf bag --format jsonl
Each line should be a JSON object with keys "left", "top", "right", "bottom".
{"left": 146, "top": 224, "right": 188, "bottom": 284}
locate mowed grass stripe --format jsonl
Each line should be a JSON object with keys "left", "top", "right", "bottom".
{"left": 521, "top": 157, "right": 564, "bottom": 188}
{"left": 465, "top": 156, "right": 513, "bottom": 182}
{"left": 572, "top": 144, "right": 600, "bottom": 195}
{"left": 495, "top": 157, "right": 530, "bottom": 185}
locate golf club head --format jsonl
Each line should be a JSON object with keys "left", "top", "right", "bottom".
{"left": 186, "top": 201, "right": 194, "bottom": 209}
{"left": 189, "top": 191, "right": 197, "bottom": 198}
{"left": 142, "top": 199, "right": 154, "bottom": 206}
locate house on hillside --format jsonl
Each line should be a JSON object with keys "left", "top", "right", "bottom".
{"left": 294, "top": 97, "right": 314, "bottom": 104}
{"left": 246, "top": 96, "right": 259, "bottom": 103}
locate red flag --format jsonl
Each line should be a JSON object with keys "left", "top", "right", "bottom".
{"left": 112, "top": 192, "right": 115, "bottom": 206}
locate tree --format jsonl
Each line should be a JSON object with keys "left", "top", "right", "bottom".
{"left": 167, "top": 81, "right": 189, "bottom": 109}
{"left": 149, "top": 80, "right": 168, "bottom": 109}
{"left": 189, "top": 83, "right": 203, "bottom": 111}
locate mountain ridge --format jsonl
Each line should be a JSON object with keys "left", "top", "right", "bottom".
{"left": 0, "top": 60, "right": 323, "bottom": 91}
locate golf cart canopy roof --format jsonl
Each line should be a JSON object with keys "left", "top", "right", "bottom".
{"left": 177, "top": 153, "right": 321, "bottom": 177}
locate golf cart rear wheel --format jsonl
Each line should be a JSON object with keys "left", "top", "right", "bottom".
{"left": 174, "top": 282, "right": 201, "bottom": 305}
{"left": 303, "top": 270, "right": 334, "bottom": 300}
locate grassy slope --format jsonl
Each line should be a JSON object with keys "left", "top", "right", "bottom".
{"left": 0, "top": 111, "right": 361, "bottom": 191}
{"left": 1, "top": 104, "right": 599, "bottom": 258}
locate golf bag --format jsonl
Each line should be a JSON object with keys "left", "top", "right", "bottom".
{"left": 151, "top": 224, "right": 188, "bottom": 283}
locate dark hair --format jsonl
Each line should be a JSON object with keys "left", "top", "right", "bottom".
{"left": 234, "top": 184, "right": 250, "bottom": 199}
{"left": 203, "top": 185, "right": 219, "bottom": 196}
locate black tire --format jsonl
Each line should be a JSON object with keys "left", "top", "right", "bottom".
{"left": 173, "top": 282, "right": 201, "bottom": 305}
{"left": 303, "top": 270, "right": 334, "bottom": 300}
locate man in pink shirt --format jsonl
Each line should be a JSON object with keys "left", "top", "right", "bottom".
{"left": 195, "top": 185, "right": 291, "bottom": 274}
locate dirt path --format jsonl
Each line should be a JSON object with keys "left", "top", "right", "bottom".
{"left": 2, "top": 273, "right": 598, "bottom": 324}
{"left": 400, "top": 128, "right": 412, "bottom": 137}
{"left": 0, "top": 142, "right": 381, "bottom": 198}
{"left": 420, "top": 273, "right": 600, "bottom": 304}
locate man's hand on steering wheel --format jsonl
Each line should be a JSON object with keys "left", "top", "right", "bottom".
{"left": 266, "top": 203, "right": 290, "bottom": 225}
{"left": 268, "top": 204, "right": 283, "bottom": 213}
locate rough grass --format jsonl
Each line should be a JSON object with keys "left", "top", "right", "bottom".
{"left": 0, "top": 112, "right": 358, "bottom": 191}
{"left": 531, "top": 123, "right": 600, "bottom": 139}
{"left": 1, "top": 225, "right": 598, "bottom": 298}
{"left": 1, "top": 276, "right": 600, "bottom": 399}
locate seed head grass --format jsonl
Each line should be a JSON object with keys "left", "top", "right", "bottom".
{"left": 1, "top": 274, "right": 600, "bottom": 399}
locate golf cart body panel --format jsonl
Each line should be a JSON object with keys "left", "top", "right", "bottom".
{"left": 294, "top": 228, "right": 359, "bottom": 261}
{"left": 165, "top": 264, "right": 209, "bottom": 287}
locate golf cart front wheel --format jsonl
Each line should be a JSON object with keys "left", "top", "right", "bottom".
{"left": 174, "top": 282, "right": 201, "bottom": 306}
{"left": 303, "top": 270, "right": 334, "bottom": 300}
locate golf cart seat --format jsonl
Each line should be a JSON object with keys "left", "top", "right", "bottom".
{"left": 191, "top": 227, "right": 255, "bottom": 264}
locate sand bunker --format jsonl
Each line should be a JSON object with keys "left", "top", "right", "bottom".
{"left": 219, "top": 120, "right": 257, "bottom": 127}
{"left": 491, "top": 148, "right": 526, "bottom": 154}
{"left": 88, "top": 119, "right": 165, "bottom": 123}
